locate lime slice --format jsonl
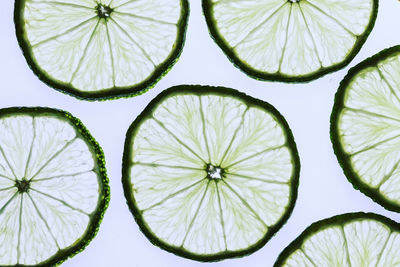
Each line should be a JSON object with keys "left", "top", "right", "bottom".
{"left": 203, "top": 0, "right": 378, "bottom": 82}
{"left": 122, "top": 85, "right": 300, "bottom": 261}
{"left": 274, "top": 213, "right": 400, "bottom": 266}
{"left": 331, "top": 46, "right": 400, "bottom": 212}
{"left": 14, "top": 0, "right": 189, "bottom": 100}
{"left": 0, "top": 107, "right": 109, "bottom": 265}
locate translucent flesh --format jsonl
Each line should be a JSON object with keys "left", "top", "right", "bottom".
{"left": 338, "top": 53, "right": 400, "bottom": 205}
{"left": 27, "top": 0, "right": 97, "bottom": 8}
{"left": 279, "top": 3, "right": 321, "bottom": 76}
{"left": 179, "top": 181, "right": 226, "bottom": 254}
{"left": 23, "top": 0, "right": 182, "bottom": 92}
{"left": 128, "top": 93, "right": 295, "bottom": 255}
{"left": 306, "top": 0, "right": 373, "bottom": 35}
{"left": 281, "top": 219, "right": 399, "bottom": 267}
{"left": 299, "top": 1, "right": 355, "bottom": 68}
{"left": 0, "top": 192, "right": 21, "bottom": 264}
{"left": 209, "top": 0, "right": 374, "bottom": 77}
{"left": 0, "top": 114, "right": 100, "bottom": 265}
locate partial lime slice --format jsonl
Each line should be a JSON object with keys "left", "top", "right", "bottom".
{"left": 122, "top": 85, "right": 300, "bottom": 261}
{"left": 0, "top": 107, "right": 109, "bottom": 266}
{"left": 274, "top": 213, "right": 400, "bottom": 266}
{"left": 331, "top": 46, "right": 400, "bottom": 212}
{"left": 14, "top": 0, "right": 189, "bottom": 100}
{"left": 203, "top": 0, "right": 378, "bottom": 82}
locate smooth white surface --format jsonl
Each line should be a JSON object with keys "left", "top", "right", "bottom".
{"left": 1, "top": 1, "right": 400, "bottom": 266}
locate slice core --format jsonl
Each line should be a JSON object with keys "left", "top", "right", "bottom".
{"left": 15, "top": 178, "right": 31, "bottom": 193}
{"left": 97, "top": 4, "right": 113, "bottom": 19}
{"left": 206, "top": 164, "right": 224, "bottom": 180}
{"left": 122, "top": 85, "right": 300, "bottom": 261}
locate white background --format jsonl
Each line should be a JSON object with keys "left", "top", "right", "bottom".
{"left": 2, "top": 0, "right": 400, "bottom": 266}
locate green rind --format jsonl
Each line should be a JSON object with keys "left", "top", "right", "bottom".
{"left": 121, "top": 85, "right": 300, "bottom": 262}
{"left": 330, "top": 45, "right": 400, "bottom": 213}
{"left": 13, "top": 0, "right": 189, "bottom": 101}
{"left": 274, "top": 212, "right": 400, "bottom": 266}
{"left": 0, "top": 107, "right": 110, "bottom": 267}
{"left": 202, "top": 0, "right": 378, "bottom": 83}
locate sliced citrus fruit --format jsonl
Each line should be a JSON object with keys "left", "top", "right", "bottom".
{"left": 0, "top": 107, "right": 109, "bottom": 266}
{"left": 331, "top": 46, "right": 400, "bottom": 212}
{"left": 274, "top": 212, "right": 400, "bottom": 266}
{"left": 14, "top": 0, "right": 189, "bottom": 100}
{"left": 122, "top": 85, "right": 300, "bottom": 261}
{"left": 203, "top": 0, "right": 378, "bottom": 82}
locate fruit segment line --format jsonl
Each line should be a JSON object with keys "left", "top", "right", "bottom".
{"left": 112, "top": 11, "right": 177, "bottom": 26}
{"left": 30, "top": 1, "right": 93, "bottom": 10}
{"left": 233, "top": 2, "right": 287, "bottom": 49}
{"left": 376, "top": 158, "right": 400, "bottom": 189}
{"left": 348, "top": 133, "right": 400, "bottom": 157}
{"left": 132, "top": 161, "right": 203, "bottom": 171}
{"left": 304, "top": 0, "right": 356, "bottom": 37}
{"left": 152, "top": 117, "right": 207, "bottom": 164}
{"left": 0, "top": 192, "right": 17, "bottom": 215}
{"left": 29, "top": 137, "right": 77, "bottom": 181}
{"left": 218, "top": 107, "right": 249, "bottom": 166}
{"left": 69, "top": 20, "right": 101, "bottom": 84}
{"left": 17, "top": 195, "right": 23, "bottom": 264}
{"left": 376, "top": 66, "right": 400, "bottom": 104}
{"left": 298, "top": 3, "right": 322, "bottom": 68}
{"left": 31, "top": 169, "right": 95, "bottom": 182}
{"left": 375, "top": 231, "right": 392, "bottom": 267}
{"left": 30, "top": 187, "right": 89, "bottom": 216}
{"left": 0, "top": 174, "right": 15, "bottom": 182}
{"left": 112, "top": 0, "right": 139, "bottom": 10}
{"left": 0, "top": 145, "right": 18, "bottom": 180}
{"left": 340, "top": 226, "right": 352, "bottom": 267}
{"left": 215, "top": 182, "right": 228, "bottom": 251}
{"left": 221, "top": 180, "right": 268, "bottom": 228}
{"left": 27, "top": 193, "right": 61, "bottom": 249}
{"left": 343, "top": 107, "right": 400, "bottom": 123}
{"left": 141, "top": 178, "right": 207, "bottom": 212}
{"left": 24, "top": 117, "right": 36, "bottom": 179}
{"left": 180, "top": 180, "right": 210, "bottom": 247}
{"left": 299, "top": 247, "right": 317, "bottom": 267}
{"left": 31, "top": 16, "right": 97, "bottom": 48}
{"left": 224, "top": 144, "right": 285, "bottom": 169}
{"left": 109, "top": 17, "right": 156, "bottom": 67}
{"left": 199, "top": 97, "right": 212, "bottom": 163}
{"left": 0, "top": 186, "right": 15, "bottom": 192}
{"left": 278, "top": 4, "right": 292, "bottom": 73}
{"left": 105, "top": 23, "right": 116, "bottom": 87}
{"left": 226, "top": 172, "right": 288, "bottom": 185}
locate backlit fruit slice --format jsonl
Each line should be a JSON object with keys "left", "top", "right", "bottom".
{"left": 203, "top": 0, "right": 378, "bottom": 82}
{"left": 274, "top": 213, "right": 400, "bottom": 267}
{"left": 122, "top": 85, "right": 300, "bottom": 261}
{"left": 0, "top": 107, "right": 109, "bottom": 266}
{"left": 331, "top": 46, "right": 400, "bottom": 212}
{"left": 14, "top": 0, "right": 189, "bottom": 100}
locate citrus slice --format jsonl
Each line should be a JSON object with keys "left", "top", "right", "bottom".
{"left": 202, "top": 0, "right": 378, "bottom": 82}
{"left": 122, "top": 85, "right": 300, "bottom": 261}
{"left": 331, "top": 46, "right": 400, "bottom": 212}
{"left": 14, "top": 0, "right": 189, "bottom": 100}
{"left": 0, "top": 107, "right": 109, "bottom": 266}
{"left": 274, "top": 212, "right": 400, "bottom": 266}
